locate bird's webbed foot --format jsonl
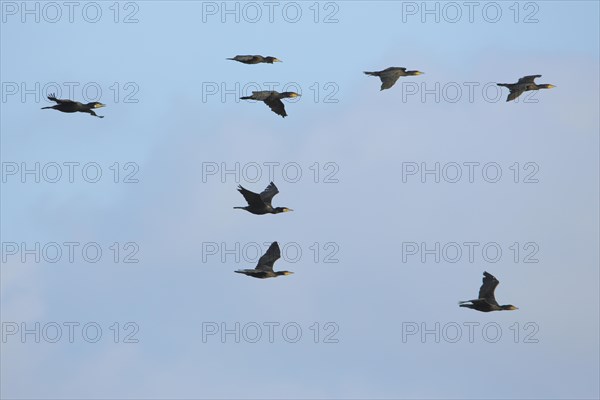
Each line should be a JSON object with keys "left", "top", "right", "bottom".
{"left": 89, "top": 111, "right": 104, "bottom": 118}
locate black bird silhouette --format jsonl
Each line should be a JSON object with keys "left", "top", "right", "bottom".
{"left": 227, "top": 55, "right": 281, "bottom": 64}
{"left": 234, "top": 182, "right": 292, "bottom": 215}
{"left": 234, "top": 242, "right": 293, "bottom": 279}
{"left": 364, "top": 67, "right": 424, "bottom": 90}
{"left": 41, "top": 93, "right": 105, "bottom": 118}
{"left": 459, "top": 271, "right": 518, "bottom": 312}
{"left": 240, "top": 91, "right": 300, "bottom": 118}
{"left": 497, "top": 75, "right": 555, "bottom": 102}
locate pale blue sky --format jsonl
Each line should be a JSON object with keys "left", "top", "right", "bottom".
{"left": 1, "top": 1, "right": 599, "bottom": 399}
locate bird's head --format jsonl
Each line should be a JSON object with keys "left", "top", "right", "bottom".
{"left": 502, "top": 305, "right": 519, "bottom": 311}
{"left": 266, "top": 57, "right": 282, "bottom": 63}
{"left": 276, "top": 271, "right": 294, "bottom": 276}
{"left": 274, "top": 207, "right": 293, "bottom": 213}
{"left": 281, "top": 92, "right": 300, "bottom": 99}
{"left": 87, "top": 102, "right": 106, "bottom": 108}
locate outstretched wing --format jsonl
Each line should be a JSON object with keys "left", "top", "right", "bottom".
{"left": 379, "top": 74, "right": 401, "bottom": 90}
{"left": 237, "top": 185, "right": 264, "bottom": 208}
{"left": 264, "top": 97, "right": 287, "bottom": 117}
{"left": 506, "top": 88, "right": 525, "bottom": 102}
{"left": 47, "top": 93, "right": 74, "bottom": 104}
{"left": 255, "top": 242, "right": 281, "bottom": 271}
{"left": 517, "top": 75, "right": 541, "bottom": 84}
{"left": 478, "top": 271, "right": 500, "bottom": 306}
{"left": 259, "top": 182, "right": 279, "bottom": 206}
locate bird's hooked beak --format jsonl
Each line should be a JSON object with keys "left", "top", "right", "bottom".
{"left": 283, "top": 208, "right": 293, "bottom": 212}
{"left": 415, "top": 71, "right": 424, "bottom": 75}
{"left": 547, "top": 84, "right": 556, "bottom": 88}
{"left": 509, "top": 306, "right": 519, "bottom": 310}
{"left": 289, "top": 93, "right": 300, "bottom": 98}
{"left": 283, "top": 271, "right": 294, "bottom": 275}
{"left": 95, "top": 103, "right": 106, "bottom": 108}
{"left": 274, "top": 58, "right": 282, "bottom": 62}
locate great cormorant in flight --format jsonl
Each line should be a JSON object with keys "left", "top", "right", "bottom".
{"left": 228, "top": 55, "right": 282, "bottom": 64}
{"left": 41, "top": 93, "right": 105, "bottom": 118}
{"left": 497, "top": 75, "right": 555, "bottom": 102}
{"left": 234, "top": 242, "right": 293, "bottom": 279}
{"left": 240, "top": 91, "right": 299, "bottom": 117}
{"left": 234, "top": 182, "right": 292, "bottom": 215}
{"left": 459, "top": 271, "right": 518, "bottom": 312}
{"left": 364, "top": 67, "right": 424, "bottom": 90}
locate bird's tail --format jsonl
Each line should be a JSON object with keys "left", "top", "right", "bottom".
{"left": 226, "top": 58, "right": 234, "bottom": 60}
{"left": 497, "top": 83, "right": 508, "bottom": 87}
{"left": 363, "top": 71, "right": 378, "bottom": 76}
{"left": 41, "top": 106, "right": 52, "bottom": 109}
{"left": 240, "top": 96, "right": 252, "bottom": 100}
{"left": 233, "top": 207, "right": 245, "bottom": 210}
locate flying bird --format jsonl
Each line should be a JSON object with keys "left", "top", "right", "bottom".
{"left": 41, "top": 93, "right": 105, "bottom": 118}
{"left": 364, "top": 67, "right": 424, "bottom": 90}
{"left": 234, "top": 242, "right": 293, "bottom": 279}
{"left": 459, "top": 271, "right": 518, "bottom": 312}
{"left": 227, "top": 55, "right": 281, "bottom": 64}
{"left": 234, "top": 181, "right": 292, "bottom": 215}
{"left": 497, "top": 75, "right": 555, "bottom": 102}
{"left": 240, "top": 91, "right": 299, "bottom": 118}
